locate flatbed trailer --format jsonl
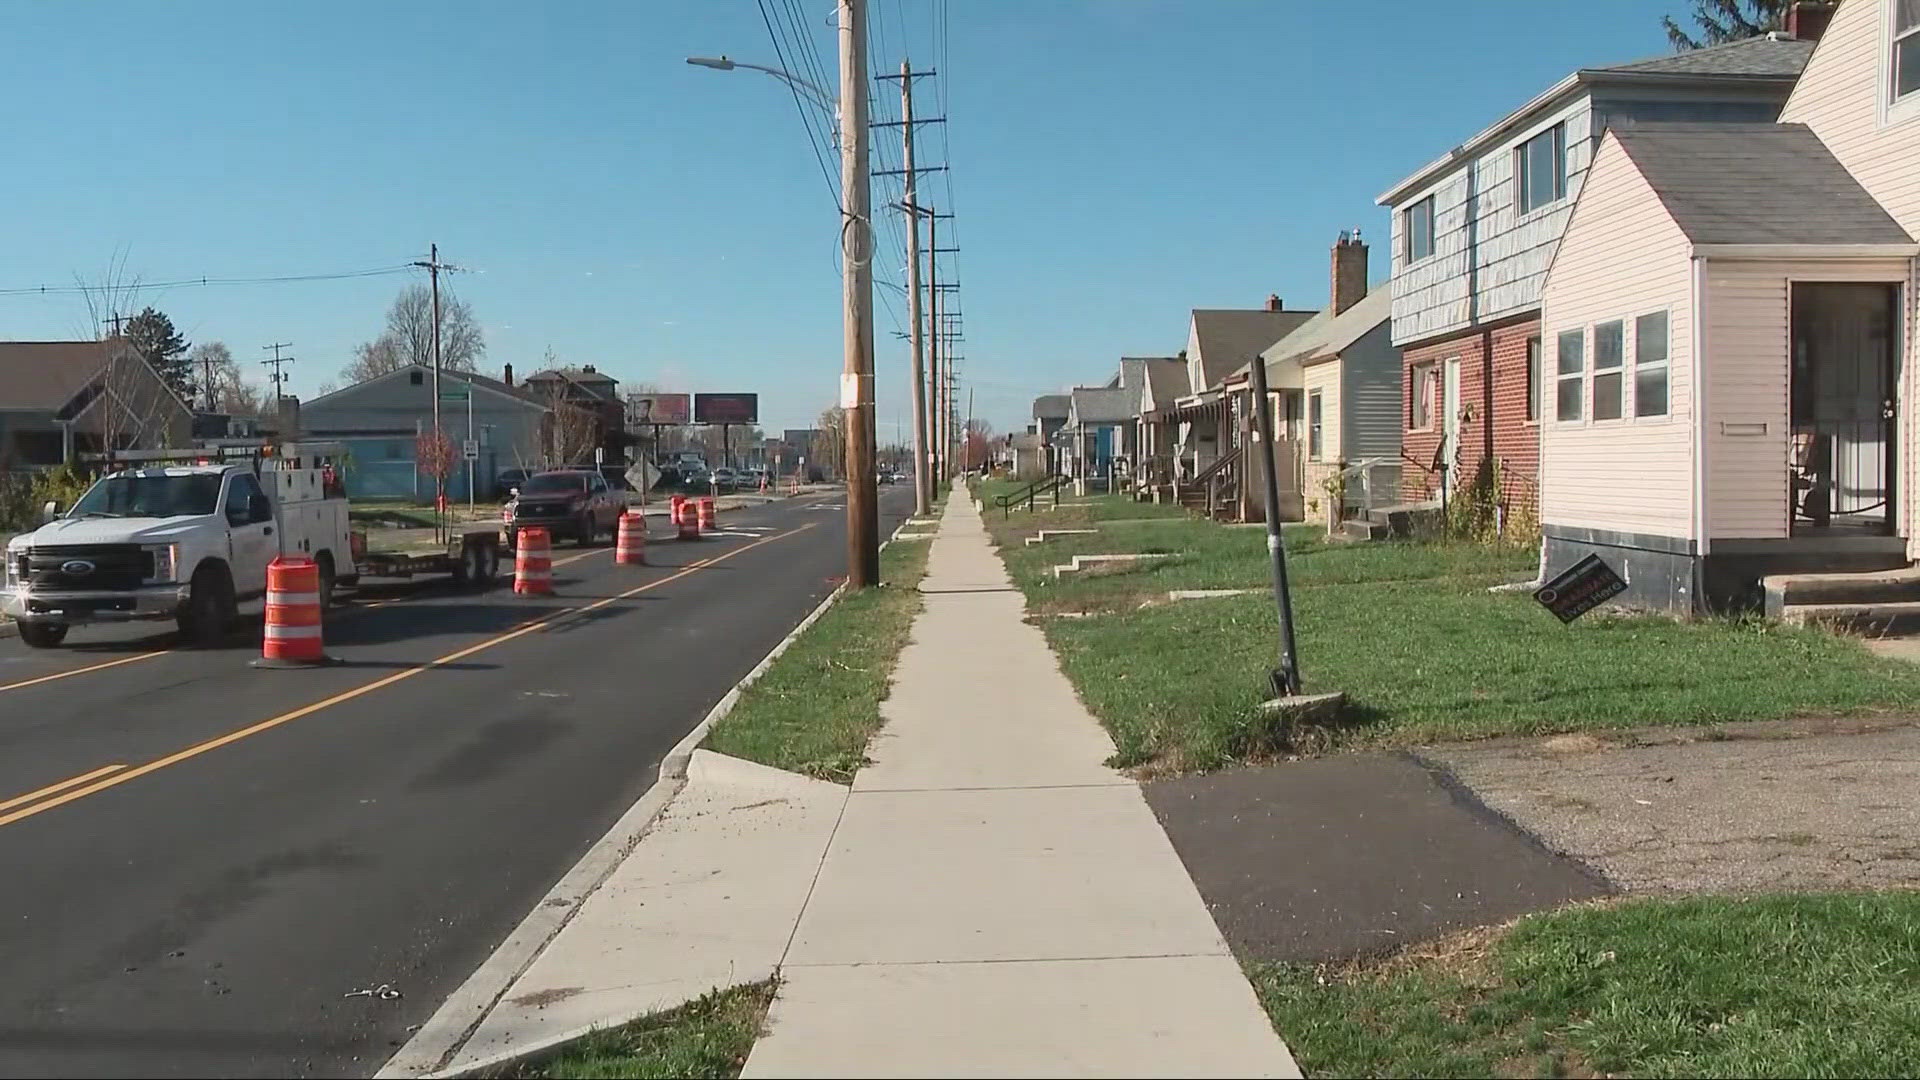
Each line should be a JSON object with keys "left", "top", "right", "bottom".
{"left": 348, "top": 525, "right": 504, "bottom": 590}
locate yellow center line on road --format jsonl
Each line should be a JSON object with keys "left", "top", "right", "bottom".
{"left": 0, "top": 522, "right": 817, "bottom": 831}
{"left": 0, "top": 547, "right": 611, "bottom": 688}
{"left": 0, "top": 764, "right": 128, "bottom": 814}
{"left": 0, "top": 650, "right": 171, "bottom": 695}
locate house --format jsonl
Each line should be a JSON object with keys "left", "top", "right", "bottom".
{"left": 1378, "top": 29, "right": 1817, "bottom": 522}
{"left": 1009, "top": 430, "right": 1047, "bottom": 477}
{"left": 1062, "top": 385, "right": 1137, "bottom": 494}
{"left": 1031, "top": 394, "right": 1070, "bottom": 474}
{"left": 300, "top": 365, "right": 552, "bottom": 500}
{"left": 1130, "top": 357, "right": 1188, "bottom": 498}
{"left": 1159, "top": 299, "right": 1317, "bottom": 517}
{"left": 1537, "top": 0, "right": 1920, "bottom": 612}
{"left": 0, "top": 339, "right": 193, "bottom": 467}
{"left": 520, "top": 364, "right": 626, "bottom": 469}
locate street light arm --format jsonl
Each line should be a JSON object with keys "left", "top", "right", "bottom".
{"left": 686, "top": 55, "right": 836, "bottom": 118}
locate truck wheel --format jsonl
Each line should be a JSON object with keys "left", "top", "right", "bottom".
{"left": 577, "top": 513, "right": 596, "bottom": 548}
{"left": 316, "top": 553, "right": 337, "bottom": 611}
{"left": 17, "top": 622, "right": 68, "bottom": 649}
{"left": 178, "top": 564, "right": 235, "bottom": 647}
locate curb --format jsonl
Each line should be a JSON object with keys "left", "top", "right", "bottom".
{"left": 377, "top": 514, "right": 917, "bottom": 1079}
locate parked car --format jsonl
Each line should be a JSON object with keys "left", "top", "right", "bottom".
{"left": 503, "top": 469, "right": 628, "bottom": 548}
{"left": 710, "top": 467, "right": 738, "bottom": 489}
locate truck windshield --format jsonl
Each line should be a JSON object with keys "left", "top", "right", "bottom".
{"left": 68, "top": 473, "right": 224, "bottom": 518}
{"left": 522, "top": 474, "right": 587, "bottom": 495}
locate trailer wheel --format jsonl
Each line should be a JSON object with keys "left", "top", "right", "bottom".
{"left": 450, "top": 545, "right": 474, "bottom": 588}
{"left": 478, "top": 542, "right": 501, "bottom": 586}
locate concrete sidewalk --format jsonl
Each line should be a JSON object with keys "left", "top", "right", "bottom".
{"left": 742, "top": 491, "right": 1297, "bottom": 1077}
{"left": 382, "top": 488, "right": 1295, "bottom": 1078}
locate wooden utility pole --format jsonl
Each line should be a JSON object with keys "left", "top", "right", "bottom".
{"left": 926, "top": 208, "right": 941, "bottom": 485}
{"left": 260, "top": 343, "right": 295, "bottom": 399}
{"left": 895, "top": 62, "right": 931, "bottom": 517}
{"left": 411, "top": 244, "right": 459, "bottom": 535}
{"left": 839, "top": 0, "right": 878, "bottom": 588}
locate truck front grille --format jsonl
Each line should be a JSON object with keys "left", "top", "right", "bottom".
{"left": 25, "top": 544, "right": 153, "bottom": 591}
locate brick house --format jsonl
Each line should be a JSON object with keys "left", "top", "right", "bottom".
{"left": 1377, "top": 31, "right": 1817, "bottom": 521}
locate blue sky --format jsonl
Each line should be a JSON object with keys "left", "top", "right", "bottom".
{"left": 0, "top": 0, "right": 1698, "bottom": 437}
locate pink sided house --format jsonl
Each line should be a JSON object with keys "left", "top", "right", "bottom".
{"left": 1538, "top": 0, "right": 1920, "bottom": 614}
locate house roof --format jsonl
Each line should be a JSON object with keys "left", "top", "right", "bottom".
{"left": 1603, "top": 34, "right": 1816, "bottom": 78}
{"left": 1611, "top": 123, "right": 1913, "bottom": 246}
{"left": 523, "top": 366, "right": 619, "bottom": 399}
{"left": 1067, "top": 386, "right": 1136, "bottom": 426}
{"left": 0, "top": 340, "right": 122, "bottom": 412}
{"left": 1138, "top": 357, "right": 1188, "bottom": 412}
{"left": 1032, "top": 393, "right": 1071, "bottom": 421}
{"left": 1378, "top": 34, "right": 1811, "bottom": 207}
{"left": 305, "top": 363, "right": 549, "bottom": 411}
{"left": 1257, "top": 287, "right": 1393, "bottom": 371}
{"left": 1190, "top": 309, "right": 1317, "bottom": 390}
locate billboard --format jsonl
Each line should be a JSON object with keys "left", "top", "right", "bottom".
{"left": 695, "top": 393, "right": 759, "bottom": 424}
{"left": 627, "top": 393, "right": 691, "bottom": 425}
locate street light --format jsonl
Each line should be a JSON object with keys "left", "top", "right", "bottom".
{"left": 685, "top": 55, "right": 837, "bottom": 120}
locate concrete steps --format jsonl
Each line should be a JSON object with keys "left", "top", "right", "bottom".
{"left": 1051, "top": 553, "right": 1175, "bottom": 578}
{"left": 1766, "top": 565, "right": 1920, "bottom": 624}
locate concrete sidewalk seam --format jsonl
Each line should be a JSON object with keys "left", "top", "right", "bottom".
{"left": 378, "top": 510, "right": 914, "bottom": 1079}
{"left": 780, "top": 949, "right": 1227, "bottom": 968}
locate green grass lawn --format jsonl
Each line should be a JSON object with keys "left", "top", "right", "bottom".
{"left": 983, "top": 496, "right": 1920, "bottom": 771}
{"left": 702, "top": 539, "right": 931, "bottom": 781}
{"left": 518, "top": 982, "right": 774, "bottom": 1079}
{"left": 1254, "top": 893, "right": 1920, "bottom": 1079}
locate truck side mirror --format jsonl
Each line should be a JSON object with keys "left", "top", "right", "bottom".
{"left": 41, "top": 500, "right": 59, "bottom": 524}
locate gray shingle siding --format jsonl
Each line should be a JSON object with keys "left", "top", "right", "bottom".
{"left": 1339, "top": 321, "right": 1404, "bottom": 463}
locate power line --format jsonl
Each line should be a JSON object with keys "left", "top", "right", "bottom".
{"left": 756, "top": 0, "right": 840, "bottom": 207}
{"left": 0, "top": 263, "right": 414, "bottom": 299}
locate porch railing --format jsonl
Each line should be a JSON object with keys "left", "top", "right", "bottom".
{"left": 1325, "top": 457, "right": 1400, "bottom": 534}
{"left": 995, "top": 472, "right": 1067, "bottom": 519}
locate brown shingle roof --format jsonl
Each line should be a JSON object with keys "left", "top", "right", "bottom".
{"left": 0, "top": 340, "right": 122, "bottom": 412}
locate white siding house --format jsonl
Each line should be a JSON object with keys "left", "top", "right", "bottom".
{"left": 1538, "top": 122, "right": 1915, "bottom": 612}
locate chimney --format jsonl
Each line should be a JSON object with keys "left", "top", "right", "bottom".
{"left": 1331, "top": 228, "right": 1369, "bottom": 316}
{"left": 1784, "top": 1, "right": 1836, "bottom": 42}
{"left": 1264, "top": 294, "right": 1283, "bottom": 312}
{"left": 502, "top": 362, "right": 514, "bottom": 386}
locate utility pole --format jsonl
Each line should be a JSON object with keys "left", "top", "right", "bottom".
{"left": 926, "top": 208, "right": 941, "bottom": 486}
{"left": 201, "top": 350, "right": 220, "bottom": 412}
{"left": 966, "top": 385, "right": 974, "bottom": 473}
{"left": 879, "top": 59, "right": 935, "bottom": 518}
{"left": 838, "top": 0, "right": 878, "bottom": 589}
{"left": 411, "top": 244, "right": 458, "bottom": 530}
{"left": 260, "top": 342, "right": 295, "bottom": 401}
{"left": 102, "top": 312, "right": 130, "bottom": 337}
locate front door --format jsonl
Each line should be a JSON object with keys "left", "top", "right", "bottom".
{"left": 222, "top": 472, "right": 277, "bottom": 598}
{"left": 1791, "top": 283, "right": 1901, "bottom": 535}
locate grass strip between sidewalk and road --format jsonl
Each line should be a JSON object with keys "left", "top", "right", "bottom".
{"left": 981, "top": 493, "right": 1920, "bottom": 772}
{"left": 515, "top": 981, "right": 775, "bottom": 1080}
{"left": 702, "top": 538, "right": 932, "bottom": 782}
{"left": 1252, "top": 892, "right": 1920, "bottom": 1079}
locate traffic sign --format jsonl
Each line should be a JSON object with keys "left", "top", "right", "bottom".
{"left": 462, "top": 439, "right": 480, "bottom": 461}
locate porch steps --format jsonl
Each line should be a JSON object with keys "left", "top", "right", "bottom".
{"left": 1766, "top": 565, "right": 1920, "bottom": 624}
{"left": 1338, "top": 499, "right": 1442, "bottom": 542}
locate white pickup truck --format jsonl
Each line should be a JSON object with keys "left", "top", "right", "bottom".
{"left": 3, "top": 443, "right": 352, "bottom": 649}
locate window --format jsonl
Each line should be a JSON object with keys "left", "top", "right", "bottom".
{"left": 1525, "top": 336, "right": 1543, "bottom": 422}
{"left": 1635, "top": 310, "right": 1670, "bottom": 417}
{"left": 1409, "top": 362, "right": 1435, "bottom": 429}
{"left": 225, "top": 474, "right": 267, "bottom": 526}
{"left": 1516, "top": 123, "right": 1567, "bottom": 214}
{"left": 1592, "top": 320, "right": 1625, "bottom": 421}
{"left": 1899, "top": 0, "right": 1920, "bottom": 101}
{"left": 1403, "top": 196, "right": 1435, "bottom": 263}
{"left": 1308, "top": 391, "right": 1324, "bottom": 461}
{"left": 1555, "top": 329, "right": 1585, "bottom": 422}
{"left": 409, "top": 370, "right": 424, "bottom": 386}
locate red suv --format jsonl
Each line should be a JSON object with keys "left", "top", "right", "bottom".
{"left": 504, "top": 469, "right": 628, "bottom": 548}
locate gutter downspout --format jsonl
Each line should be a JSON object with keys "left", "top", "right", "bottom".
{"left": 1691, "top": 256, "right": 1710, "bottom": 609}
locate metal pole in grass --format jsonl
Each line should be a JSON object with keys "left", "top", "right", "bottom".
{"left": 1247, "top": 351, "right": 1303, "bottom": 697}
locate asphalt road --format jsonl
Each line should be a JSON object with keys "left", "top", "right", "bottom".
{"left": 0, "top": 487, "right": 914, "bottom": 1078}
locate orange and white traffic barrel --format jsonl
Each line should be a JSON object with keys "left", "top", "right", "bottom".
{"left": 255, "top": 555, "right": 331, "bottom": 668}
{"left": 698, "top": 497, "right": 717, "bottom": 532}
{"left": 515, "top": 526, "right": 554, "bottom": 595}
{"left": 615, "top": 511, "right": 647, "bottom": 565}
{"left": 677, "top": 495, "right": 700, "bottom": 540}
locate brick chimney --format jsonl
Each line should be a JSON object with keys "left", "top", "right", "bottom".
{"left": 1785, "top": 0, "right": 1836, "bottom": 42}
{"left": 1264, "top": 294, "right": 1283, "bottom": 312}
{"left": 1331, "top": 229, "right": 1369, "bottom": 316}
{"left": 502, "top": 362, "right": 514, "bottom": 386}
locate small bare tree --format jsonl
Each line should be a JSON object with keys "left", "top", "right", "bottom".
{"left": 343, "top": 283, "right": 485, "bottom": 383}
{"left": 530, "top": 382, "right": 600, "bottom": 469}
{"left": 85, "top": 350, "right": 179, "bottom": 455}
{"left": 812, "top": 406, "right": 848, "bottom": 478}
{"left": 189, "top": 341, "right": 267, "bottom": 416}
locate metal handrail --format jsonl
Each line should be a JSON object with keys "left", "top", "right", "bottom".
{"left": 1326, "top": 456, "right": 1397, "bottom": 531}
{"left": 995, "top": 473, "right": 1066, "bottom": 518}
